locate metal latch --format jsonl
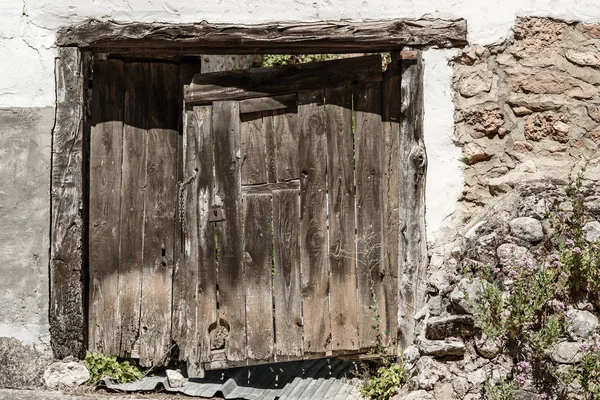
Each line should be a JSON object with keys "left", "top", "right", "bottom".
{"left": 208, "top": 205, "right": 225, "bottom": 222}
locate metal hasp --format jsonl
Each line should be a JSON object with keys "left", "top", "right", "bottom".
{"left": 208, "top": 205, "right": 225, "bottom": 222}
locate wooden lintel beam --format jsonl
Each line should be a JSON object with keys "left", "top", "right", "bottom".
{"left": 57, "top": 18, "right": 467, "bottom": 51}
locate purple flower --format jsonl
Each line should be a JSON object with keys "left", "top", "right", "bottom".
{"left": 493, "top": 267, "right": 501, "bottom": 274}
{"left": 552, "top": 260, "right": 561, "bottom": 268}
{"left": 580, "top": 343, "right": 591, "bottom": 352}
{"left": 473, "top": 313, "right": 479, "bottom": 319}
{"left": 516, "top": 361, "right": 531, "bottom": 373}
{"left": 539, "top": 393, "right": 548, "bottom": 400}
{"left": 445, "top": 272, "right": 455, "bottom": 281}
{"left": 507, "top": 269, "right": 518, "bottom": 278}
{"left": 521, "top": 257, "right": 534, "bottom": 270}
{"left": 573, "top": 247, "right": 581, "bottom": 254}
{"left": 566, "top": 239, "right": 575, "bottom": 247}
{"left": 556, "top": 301, "right": 566, "bottom": 313}
{"left": 551, "top": 253, "right": 560, "bottom": 261}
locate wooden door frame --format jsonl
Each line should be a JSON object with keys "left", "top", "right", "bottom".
{"left": 49, "top": 17, "right": 467, "bottom": 360}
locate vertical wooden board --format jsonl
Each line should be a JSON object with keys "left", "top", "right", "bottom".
{"left": 272, "top": 189, "right": 303, "bottom": 358}
{"left": 265, "top": 112, "right": 277, "bottom": 183}
{"left": 118, "top": 62, "right": 149, "bottom": 356}
{"left": 324, "top": 87, "right": 358, "bottom": 351}
{"left": 354, "top": 83, "right": 385, "bottom": 350}
{"left": 172, "top": 105, "right": 216, "bottom": 375}
{"left": 212, "top": 100, "right": 246, "bottom": 362}
{"left": 192, "top": 106, "right": 218, "bottom": 367}
{"left": 138, "top": 62, "right": 179, "bottom": 366}
{"left": 88, "top": 59, "right": 124, "bottom": 356}
{"left": 380, "top": 53, "right": 402, "bottom": 350}
{"left": 243, "top": 193, "right": 274, "bottom": 361}
{"left": 240, "top": 112, "right": 268, "bottom": 185}
{"left": 50, "top": 47, "right": 86, "bottom": 359}
{"left": 274, "top": 106, "right": 299, "bottom": 181}
{"left": 397, "top": 51, "right": 427, "bottom": 350}
{"left": 172, "top": 110, "right": 198, "bottom": 372}
{"left": 298, "top": 90, "right": 330, "bottom": 355}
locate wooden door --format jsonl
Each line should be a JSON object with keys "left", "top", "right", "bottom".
{"left": 174, "top": 54, "right": 402, "bottom": 373}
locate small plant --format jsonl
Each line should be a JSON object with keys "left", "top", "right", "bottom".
{"left": 574, "top": 343, "right": 600, "bottom": 399}
{"left": 85, "top": 352, "right": 144, "bottom": 385}
{"left": 361, "top": 361, "right": 407, "bottom": 400}
{"left": 484, "top": 376, "right": 517, "bottom": 400}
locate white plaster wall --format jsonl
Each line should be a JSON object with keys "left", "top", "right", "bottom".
{"left": 2, "top": 0, "right": 600, "bottom": 242}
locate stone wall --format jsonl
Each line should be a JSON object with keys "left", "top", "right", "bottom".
{"left": 398, "top": 17, "right": 600, "bottom": 400}
{"left": 454, "top": 17, "right": 600, "bottom": 214}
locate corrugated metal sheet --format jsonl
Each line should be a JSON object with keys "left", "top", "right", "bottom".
{"left": 101, "top": 358, "right": 365, "bottom": 399}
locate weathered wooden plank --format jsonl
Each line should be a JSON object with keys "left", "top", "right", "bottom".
{"left": 380, "top": 52, "right": 402, "bottom": 351}
{"left": 241, "top": 112, "right": 269, "bottom": 185}
{"left": 397, "top": 50, "right": 427, "bottom": 351}
{"left": 172, "top": 105, "right": 216, "bottom": 376}
{"left": 239, "top": 94, "right": 297, "bottom": 114}
{"left": 50, "top": 47, "right": 86, "bottom": 358}
{"left": 192, "top": 107, "right": 218, "bottom": 370}
{"left": 324, "top": 86, "right": 358, "bottom": 351}
{"left": 243, "top": 193, "right": 274, "bottom": 361}
{"left": 354, "top": 82, "right": 385, "bottom": 350}
{"left": 172, "top": 58, "right": 201, "bottom": 376}
{"left": 185, "top": 55, "right": 382, "bottom": 105}
{"left": 274, "top": 107, "right": 300, "bottom": 182}
{"left": 298, "top": 90, "right": 330, "bottom": 355}
{"left": 88, "top": 58, "right": 125, "bottom": 356}
{"left": 265, "top": 112, "right": 277, "bottom": 183}
{"left": 272, "top": 189, "right": 303, "bottom": 358}
{"left": 241, "top": 180, "right": 300, "bottom": 194}
{"left": 118, "top": 62, "right": 149, "bottom": 356}
{"left": 57, "top": 19, "right": 468, "bottom": 51}
{"left": 138, "top": 62, "right": 179, "bottom": 366}
{"left": 212, "top": 100, "right": 246, "bottom": 362}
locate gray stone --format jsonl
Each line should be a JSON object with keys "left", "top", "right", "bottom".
{"left": 496, "top": 243, "right": 529, "bottom": 267}
{"left": 467, "top": 366, "right": 488, "bottom": 387}
{"left": 166, "top": 369, "right": 186, "bottom": 388}
{"left": 433, "top": 382, "right": 455, "bottom": 400}
{"left": 509, "top": 217, "right": 544, "bottom": 243}
{"left": 413, "top": 356, "right": 448, "bottom": 390}
{"left": 464, "top": 220, "right": 487, "bottom": 242}
{"left": 419, "top": 339, "right": 465, "bottom": 357}
{"left": 451, "top": 376, "right": 470, "bottom": 398}
{"left": 475, "top": 335, "right": 503, "bottom": 359}
{"left": 403, "top": 345, "right": 421, "bottom": 364}
{"left": 449, "top": 277, "right": 487, "bottom": 314}
{"left": 425, "top": 315, "right": 478, "bottom": 340}
{"left": 568, "top": 310, "right": 599, "bottom": 338}
{"left": 394, "top": 390, "right": 435, "bottom": 400}
{"left": 43, "top": 361, "right": 90, "bottom": 389}
{"left": 583, "top": 221, "right": 600, "bottom": 243}
{"left": 550, "top": 342, "right": 585, "bottom": 364}
{"left": 428, "top": 296, "right": 444, "bottom": 316}
{"left": 0, "top": 337, "right": 53, "bottom": 388}
{"left": 512, "top": 390, "right": 540, "bottom": 400}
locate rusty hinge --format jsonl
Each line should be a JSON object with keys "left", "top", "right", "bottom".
{"left": 208, "top": 205, "right": 225, "bottom": 223}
